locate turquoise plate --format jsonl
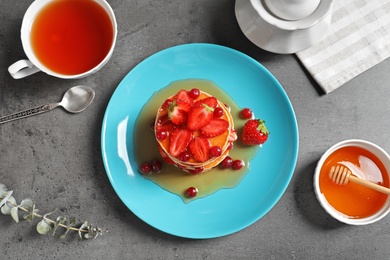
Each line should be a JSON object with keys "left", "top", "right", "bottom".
{"left": 101, "top": 43, "right": 299, "bottom": 238}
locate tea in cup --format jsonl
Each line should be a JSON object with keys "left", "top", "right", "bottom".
{"left": 8, "top": 0, "right": 117, "bottom": 79}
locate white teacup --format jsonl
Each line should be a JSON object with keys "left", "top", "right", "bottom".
{"left": 8, "top": 0, "right": 117, "bottom": 79}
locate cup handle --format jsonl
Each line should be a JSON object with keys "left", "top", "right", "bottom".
{"left": 8, "top": 60, "right": 41, "bottom": 79}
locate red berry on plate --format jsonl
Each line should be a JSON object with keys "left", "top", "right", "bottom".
{"left": 189, "top": 88, "right": 200, "bottom": 99}
{"left": 209, "top": 146, "right": 222, "bottom": 157}
{"left": 241, "top": 119, "right": 269, "bottom": 145}
{"left": 178, "top": 151, "right": 191, "bottom": 162}
{"left": 156, "top": 130, "right": 168, "bottom": 141}
{"left": 151, "top": 160, "right": 162, "bottom": 172}
{"left": 241, "top": 108, "right": 253, "bottom": 119}
{"left": 232, "top": 160, "right": 244, "bottom": 170}
{"left": 189, "top": 167, "right": 204, "bottom": 175}
{"left": 189, "top": 167, "right": 203, "bottom": 175}
{"left": 139, "top": 162, "right": 152, "bottom": 175}
{"left": 213, "top": 107, "right": 224, "bottom": 118}
{"left": 220, "top": 156, "right": 233, "bottom": 169}
{"left": 185, "top": 187, "right": 198, "bottom": 198}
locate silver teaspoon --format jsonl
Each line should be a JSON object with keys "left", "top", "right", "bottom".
{"left": 0, "top": 85, "right": 95, "bottom": 124}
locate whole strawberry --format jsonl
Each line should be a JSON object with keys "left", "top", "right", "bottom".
{"left": 241, "top": 119, "right": 269, "bottom": 145}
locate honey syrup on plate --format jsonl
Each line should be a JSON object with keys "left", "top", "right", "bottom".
{"left": 31, "top": 0, "right": 114, "bottom": 75}
{"left": 133, "top": 79, "right": 261, "bottom": 203}
{"left": 319, "top": 146, "right": 389, "bottom": 218}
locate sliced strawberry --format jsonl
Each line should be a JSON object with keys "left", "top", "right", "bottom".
{"left": 189, "top": 136, "right": 211, "bottom": 162}
{"left": 175, "top": 90, "right": 194, "bottom": 105}
{"left": 194, "top": 97, "right": 218, "bottom": 108}
{"left": 168, "top": 100, "right": 192, "bottom": 125}
{"left": 187, "top": 104, "right": 214, "bottom": 131}
{"left": 200, "top": 118, "right": 229, "bottom": 137}
{"left": 169, "top": 129, "right": 193, "bottom": 156}
{"left": 155, "top": 114, "right": 177, "bottom": 132}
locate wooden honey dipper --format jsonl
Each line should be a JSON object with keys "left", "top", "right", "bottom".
{"left": 329, "top": 165, "right": 390, "bottom": 195}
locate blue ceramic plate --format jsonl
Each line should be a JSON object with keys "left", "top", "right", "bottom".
{"left": 101, "top": 43, "right": 298, "bottom": 238}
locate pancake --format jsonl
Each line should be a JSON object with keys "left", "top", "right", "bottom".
{"left": 154, "top": 89, "right": 237, "bottom": 173}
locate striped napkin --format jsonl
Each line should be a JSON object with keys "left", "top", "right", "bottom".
{"left": 296, "top": 0, "right": 390, "bottom": 94}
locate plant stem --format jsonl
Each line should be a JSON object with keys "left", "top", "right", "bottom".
{"left": 2, "top": 198, "right": 88, "bottom": 233}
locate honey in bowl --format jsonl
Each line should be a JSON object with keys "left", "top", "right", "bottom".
{"left": 319, "top": 146, "right": 389, "bottom": 219}
{"left": 133, "top": 79, "right": 262, "bottom": 203}
{"left": 30, "top": 0, "right": 114, "bottom": 75}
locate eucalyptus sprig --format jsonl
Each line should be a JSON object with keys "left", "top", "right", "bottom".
{"left": 0, "top": 183, "right": 103, "bottom": 240}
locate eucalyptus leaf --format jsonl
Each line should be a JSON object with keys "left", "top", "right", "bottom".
{"left": 59, "top": 217, "right": 76, "bottom": 239}
{"left": 23, "top": 204, "right": 37, "bottom": 221}
{"left": 84, "top": 224, "right": 94, "bottom": 239}
{"left": 10, "top": 206, "right": 19, "bottom": 223}
{"left": 69, "top": 217, "right": 76, "bottom": 226}
{"left": 94, "top": 227, "right": 102, "bottom": 239}
{"left": 1, "top": 196, "right": 16, "bottom": 215}
{"left": 43, "top": 208, "right": 57, "bottom": 218}
{"left": 20, "top": 198, "right": 34, "bottom": 210}
{"left": 52, "top": 216, "right": 67, "bottom": 236}
{"left": 0, "top": 184, "right": 7, "bottom": 197}
{"left": 36, "top": 219, "right": 53, "bottom": 235}
{"left": 78, "top": 221, "right": 88, "bottom": 240}
{"left": 0, "top": 190, "right": 13, "bottom": 208}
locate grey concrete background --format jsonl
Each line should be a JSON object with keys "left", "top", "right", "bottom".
{"left": 1, "top": 0, "right": 390, "bottom": 259}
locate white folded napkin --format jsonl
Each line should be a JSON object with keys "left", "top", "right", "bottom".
{"left": 296, "top": 0, "right": 390, "bottom": 94}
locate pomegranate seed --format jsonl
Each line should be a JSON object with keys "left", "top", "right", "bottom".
{"left": 213, "top": 107, "right": 224, "bottom": 118}
{"left": 156, "top": 130, "right": 168, "bottom": 141}
{"left": 220, "top": 156, "right": 233, "bottom": 169}
{"left": 232, "top": 160, "right": 244, "bottom": 170}
{"left": 185, "top": 187, "right": 198, "bottom": 198}
{"left": 189, "top": 88, "right": 200, "bottom": 99}
{"left": 178, "top": 151, "right": 191, "bottom": 162}
{"left": 209, "top": 146, "right": 222, "bottom": 157}
{"left": 139, "top": 162, "right": 152, "bottom": 175}
{"left": 241, "top": 108, "right": 253, "bottom": 119}
{"left": 151, "top": 160, "right": 162, "bottom": 172}
{"left": 227, "top": 142, "right": 233, "bottom": 150}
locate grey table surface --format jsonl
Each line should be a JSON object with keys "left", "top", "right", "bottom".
{"left": 1, "top": 0, "right": 390, "bottom": 259}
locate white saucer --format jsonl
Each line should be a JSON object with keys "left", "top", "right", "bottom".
{"left": 235, "top": 0, "right": 334, "bottom": 54}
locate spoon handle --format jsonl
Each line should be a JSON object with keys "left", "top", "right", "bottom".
{"left": 0, "top": 103, "right": 55, "bottom": 124}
